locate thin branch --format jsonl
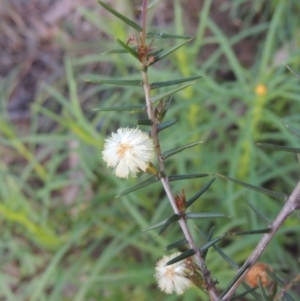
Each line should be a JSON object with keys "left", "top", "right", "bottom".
{"left": 142, "top": 68, "right": 220, "bottom": 301}
{"left": 222, "top": 181, "right": 300, "bottom": 301}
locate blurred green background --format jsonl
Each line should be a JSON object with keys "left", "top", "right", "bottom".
{"left": 1, "top": 0, "right": 300, "bottom": 300}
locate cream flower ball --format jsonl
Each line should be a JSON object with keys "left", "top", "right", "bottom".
{"left": 155, "top": 252, "right": 192, "bottom": 295}
{"left": 102, "top": 127, "right": 154, "bottom": 178}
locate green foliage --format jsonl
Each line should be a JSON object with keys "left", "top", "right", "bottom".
{"left": 1, "top": 0, "right": 300, "bottom": 300}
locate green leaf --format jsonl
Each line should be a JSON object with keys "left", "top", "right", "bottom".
{"left": 165, "top": 249, "right": 196, "bottom": 266}
{"left": 158, "top": 214, "right": 180, "bottom": 236}
{"left": 147, "top": 32, "right": 193, "bottom": 39}
{"left": 116, "top": 176, "right": 158, "bottom": 198}
{"left": 117, "top": 174, "right": 209, "bottom": 198}
{"left": 97, "top": 1, "right": 142, "bottom": 32}
{"left": 150, "top": 81, "right": 196, "bottom": 103}
{"left": 0, "top": 203, "right": 62, "bottom": 249}
{"left": 244, "top": 197, "right": 270, "bottom": 224}
{"left": 162, "top": 141, "right": 203, "bottom": 159}
{"left": 257, "top": 143, "right": 300, "bottom": 154}
{"left": 219, "top": 263, "right": 251, "bottom": 299}
{"left": 213, "top": 244, "right": 239, "bottom": 269}
{"left": 148, "top": 48, "right": 164, "bottom": 56}
{"left": 84, "top": 76, "right": 143, "bottom": 86}
{"left": 217, "top": 174, "right": 287, "bottom": 200}
{"left": 230, "top": 228, "right": 271, "bottom": 235}
{"left": 93, "top": 105, "right": 145, "bottom": 112}
{"left": 165, "top": 238, "right": 187, "bottom": 251}
{"left": 101, "top": 48, "right": 127, "bottom": 55}
{"left": 265, "top": 269, "right": 285, "bottom": 286}
{"left": 151, "top": 75, "right": 202, "bottom": 89}
{"left": 280, "top": 119, "right": 300, "bottom": 138}
{"left": 199, "top": 234, "right": 225, "bottom": 254}
{"left": 241, "top": 283, "right": 262, "bottom": 300}
{"left": 284, "top": 63, "right": 300, "bottom": 79}
{"left": 169, "top": 173, "right": 209, "bottom": 182}
{"left": 137, "top": 119, "right": 153, "bottom": 126}
{"left": 186, "top": 177, "right": 216, "bottom": 208}
{"left": 142, "top": 218, "right": 169, "bottom": 232}
{"left": 201, "top": 227, "right": 215, "bottom": 259}
{"left": 116, "top": 39, "right": 139, "bottom": 58}
{"left": 151, "top": 38, "right": 193, "bottom": 64}
{"left": 157, "top": 119, "right": 177, "bottom": 131}
{"left": 231, "top": 287, "right": 259, "bottom": 300}
{"left": 185, "top": 212, "right": 228, "bottom": 219}
{"left": 258, "top": 278, "right": 268, "bottom": 301}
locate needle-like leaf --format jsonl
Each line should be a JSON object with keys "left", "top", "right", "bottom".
{"left": 165, "top": 249, "right": 196, "bottom": 266}
{"left": 217, "top": 174, "right": 287, "bottom": 200}
{"left": 162, "top": 141, "right": 203, "bottom": 160}
{"left": 158, "top": 214, "right": 180, "bottom": 236}
{"left": 116, "top": 176, "right": 158, "bottom": 198}
{"left": 146, "top": 32, "right": 193, "bottom": 39}
{"left": 150, "top": 38, "right": 193, "bottom": 64}
{"left": 186, "top": 177, "right": 216, "bottom": 208}
{"left": 185, "top": 212, "right": 228, "bottom": 219}
{"left": 150, "top": 82, "right": 196, "bottom": 104}
{"left": 157, "top": 119, "right": 177, "bottom": 131}
{"left": 116, "top": 39, "right": 139, "bottom": 59}
{"left": 165, "top": 238, "right": 187, "bottom": 251}
{"left": 84, "top": 77, "right": 143, "bottom": 86}
{"left": 258, "top": 278, "right": 268, "bottom": 301}
{"left": 151, "top": 75, "right": 202, "bottom": 89}
{"left": 93, "top": 105, "right": 145, "bottom": 112}
{"left": 98, "top": 1, "right": 142, "bottom": 32}
{"left": 168, "top": 174, "right": 209, "bottom": 181}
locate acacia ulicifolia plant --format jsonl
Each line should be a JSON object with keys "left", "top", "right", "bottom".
{"left": 98, "top": 0, "right": 219, "bottom": 298}
{"left": 95, "top": 1, "right": 300, "bottom": 300}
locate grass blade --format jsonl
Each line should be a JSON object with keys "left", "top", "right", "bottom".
{"left": 280, "top": 119, "right": 300, "bottom": 138}
{"left": 257, "top": 143, "right": 300, "bottom": 154}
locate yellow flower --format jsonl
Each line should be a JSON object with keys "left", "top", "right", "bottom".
{"left": 255, "top": 84, "right": 267, "bottom": 96}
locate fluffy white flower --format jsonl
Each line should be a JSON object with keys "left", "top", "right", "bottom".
{"left": 155, "top": 252, "right": 192, "bottom": 295}
{"left": 102, "top": 127, "right": 154, "bottom": 178}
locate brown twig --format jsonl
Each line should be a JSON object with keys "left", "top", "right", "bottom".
{"left": 222, "top": 181, "right": 300, "bottom": 301}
